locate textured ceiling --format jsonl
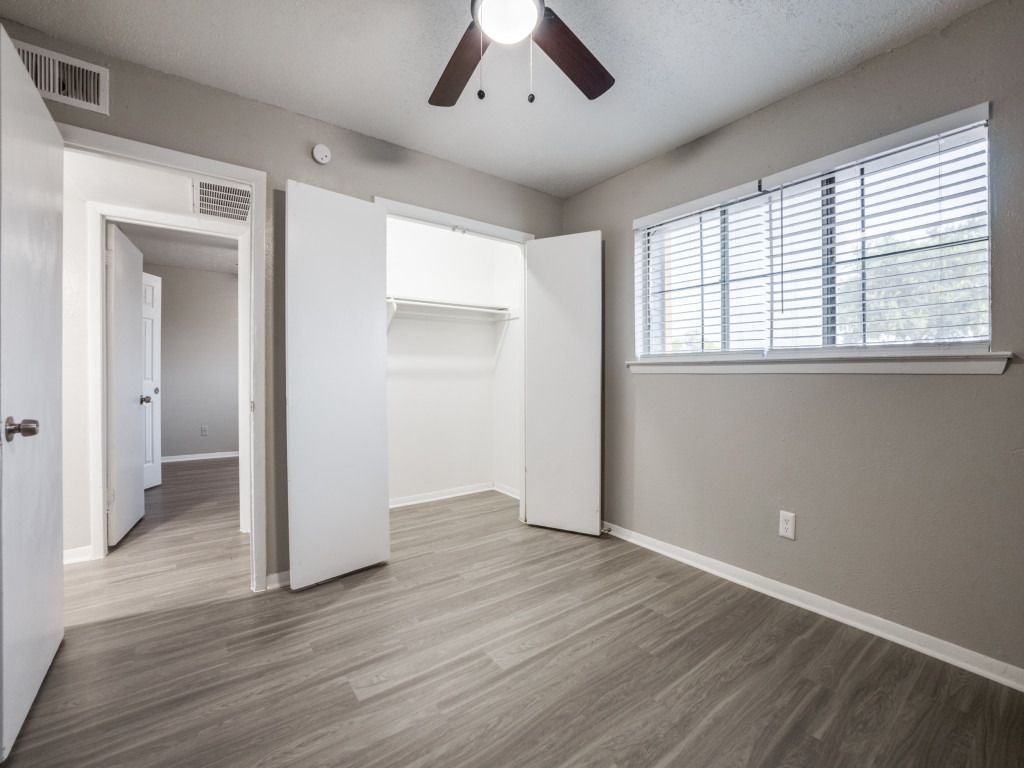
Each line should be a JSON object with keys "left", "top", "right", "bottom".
{"left": 121, "top": 224, "right": 238, "bottom": 275}
{"left": 0, "top": 0, "right": 991, "bottom": 197}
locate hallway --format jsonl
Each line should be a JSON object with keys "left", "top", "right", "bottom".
{"left": 64, "top": 458, "right": 249, "bottom": 626}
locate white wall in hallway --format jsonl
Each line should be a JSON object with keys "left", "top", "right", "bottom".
{"left": 141, "top": 261, "right": 238, "bottom": 457}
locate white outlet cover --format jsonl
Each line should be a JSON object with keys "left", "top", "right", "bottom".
{"left": 779, "top": 510, "right": 796, "bottom": 540}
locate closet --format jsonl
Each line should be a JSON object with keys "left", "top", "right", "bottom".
{"left": 386, "top": 216, "right": 524, "bottom": 507}
{"left": 285, "top": 181, "right": 601, "bottom": 590}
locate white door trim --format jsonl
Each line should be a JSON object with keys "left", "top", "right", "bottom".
{"left": 59, "top": 125, "right": 268, "bottom": 592}
{"left": 373, "top": 197, "right": 534, "bottom": 244}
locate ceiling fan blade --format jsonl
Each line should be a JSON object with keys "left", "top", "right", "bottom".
{"left": 429, "top": 21, "right": 489, "bottom": 107}
{"left": 532, "top": 7, "right": 614, "bottom": 100}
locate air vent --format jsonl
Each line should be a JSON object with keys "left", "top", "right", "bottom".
{"left": 193, "top": 179, "right": 252, "bottom": 222}
{"left": 13, "top": 40, "right": 109, "bottom": 115}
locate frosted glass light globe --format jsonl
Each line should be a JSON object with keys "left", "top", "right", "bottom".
{"left": 475, "top": 0, "right": 542, "bottom": 45}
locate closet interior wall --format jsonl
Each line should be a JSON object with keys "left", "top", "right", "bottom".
{"left": 386, "top": 217, "right": 524, "bottom": 507}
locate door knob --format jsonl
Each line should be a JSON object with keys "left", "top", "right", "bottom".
{"left": 5, "top": 417, "right": 40, "bottom": 442}
{"left": 140, "top": 395, "right": 152, "bottom": 404}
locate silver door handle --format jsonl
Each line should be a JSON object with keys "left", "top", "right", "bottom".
{"left": 5, "top": 417, "right": 39, "bottom": 442}
{"left": 140, "top": 395, "right": 152, "bottom": 405}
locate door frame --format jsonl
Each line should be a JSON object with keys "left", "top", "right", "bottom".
{"left": 60, "top": 125, "right": 269, "bottom": 592}
{"left": 374, "top": 197, "right": 534, "bottom": 246}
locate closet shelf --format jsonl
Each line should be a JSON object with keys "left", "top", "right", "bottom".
{"left": 386, "top": 296, "right": 515, "bottom": 327}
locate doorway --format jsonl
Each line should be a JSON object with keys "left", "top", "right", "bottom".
{"left": 59, "top": 132, "right": 268, "bottom": 591}
{"left": 105, "top": 221, "right": 241, "bottom": 549}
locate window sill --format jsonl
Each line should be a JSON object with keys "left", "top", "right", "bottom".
{"left": 626, "top": 351, "right": 1013, "bottom": 375}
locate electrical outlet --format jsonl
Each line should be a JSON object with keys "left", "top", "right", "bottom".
{"left": 779, "top": 510, "right": 796, "bottom": 540}
{"left": 200, "top": 424, "right": 209, "bottom": 437}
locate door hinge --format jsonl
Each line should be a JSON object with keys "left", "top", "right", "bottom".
{"left": 106, "top": 487, "right": 115, "bottom": 513}
{"left": 250, "top": 400, "right": 256, "bottom": 413}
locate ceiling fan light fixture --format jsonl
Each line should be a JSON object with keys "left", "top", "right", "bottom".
{"left": 430, "top": 1, "right": 612, "bottom": 106}
{"left": 473, "top": 0, "right": 542, "bottom": 45}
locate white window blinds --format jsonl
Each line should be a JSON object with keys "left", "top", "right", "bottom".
{"left": 635, "top": 122, "right": 990, "bottom": 357}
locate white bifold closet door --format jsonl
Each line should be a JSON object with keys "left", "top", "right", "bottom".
{"left": 285, "top": 181, "right": 389, "bottom": 590}
{"left": 524, "top": 231, "right": 602, "bottom": 536}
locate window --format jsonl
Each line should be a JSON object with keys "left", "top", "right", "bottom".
{"left": 635, "top": 121, "right": 990, "bottom": 358}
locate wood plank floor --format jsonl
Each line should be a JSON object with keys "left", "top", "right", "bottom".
{"left": 8, "top": 459, "right": 1023, "bottom": 767}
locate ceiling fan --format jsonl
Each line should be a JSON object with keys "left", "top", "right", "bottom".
{"left": 429, "top": 0, "right": 614, "bottom": 106}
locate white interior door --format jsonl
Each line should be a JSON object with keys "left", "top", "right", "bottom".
{"left": 106, "top": 225, "right": 146, "bottom": 546}
{"left": 524, "top": 231, "right": 602, "bottom": 535}
{"left": 285, "top": 181, "right": 389, "bottom": 590}
{"left": 142, "top": 272, "right": 162, "bottom": 489}
{"left": 0, "top": 27, "right": 64, "bottom": 760}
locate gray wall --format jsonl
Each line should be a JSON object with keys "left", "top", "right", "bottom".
{"left": 0, "top": 18, "right": 565, "bottom": 574}
{"left": 564, "top": 0, "right": 1024, "bottom": 668}
{"left": 142, "top": 262, "right": 238, "bottom": 457}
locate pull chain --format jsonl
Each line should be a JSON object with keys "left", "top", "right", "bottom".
{"left": 527, "top": 34, "right": 535, "bottom": 103}
{"left": 477, "top": 27, "right": 486, "bottom": 100}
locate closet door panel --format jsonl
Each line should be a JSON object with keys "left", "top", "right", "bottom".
{"left": 285, "top": 181, "right": 389, "bottom": 589}
{"left": 524, "top": 231, "right": 602, "bottom": 536}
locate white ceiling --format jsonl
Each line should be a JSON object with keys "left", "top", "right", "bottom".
{"left": 0, "top": 0, "right": 990, "bottom": 197}
{"left": 120, "top": 224, "right": 238, "bottom": 275}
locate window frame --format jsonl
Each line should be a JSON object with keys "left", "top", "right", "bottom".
{"left": 630, "top": 103, "right": 1010, "bottom": 375}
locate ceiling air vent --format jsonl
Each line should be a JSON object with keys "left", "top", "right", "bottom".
{"left": 193, "top": 179, "right": 252, "bottom": 223}
{"left": 13, "top": 40, "right": 109, "bottom": 115}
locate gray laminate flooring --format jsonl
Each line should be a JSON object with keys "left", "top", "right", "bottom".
{"left": 8, "top": 459, "right": 1023, "bottom": 767}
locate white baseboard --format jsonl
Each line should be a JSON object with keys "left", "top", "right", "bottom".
{"left": 266, "top": 571, "right": 290, "bottom": 591}
{"left": 390, "top": 482, "right": 521, "bottom": 508}
{"left": 162, "top": 451, "right": 239, "bottom": 464}
{"left": 389, "top": 483, "right": 496, "bottom": 509}
{"left": 493, "top": 482, "right": 521, "bottom": 501}
{"left": 63, "top": 545, "right": 95, "bottom": 565}
{"left": 604, "top": 522, "right": 1024, "bottom": 694}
